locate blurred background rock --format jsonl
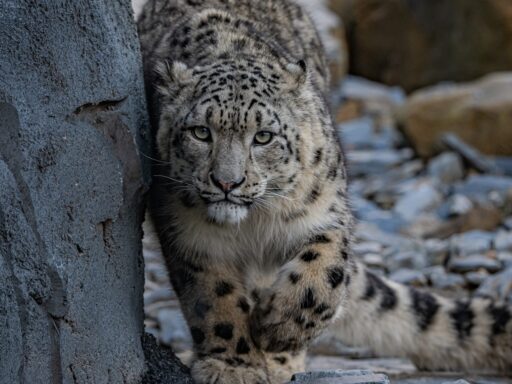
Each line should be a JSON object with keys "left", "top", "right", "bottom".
{"left": 132, "top": 1, "right": 512, "bottom": 382}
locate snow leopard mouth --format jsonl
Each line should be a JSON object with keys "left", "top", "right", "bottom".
{"left": 206, "top": 200, "right": 250, "bottom": 224}
{"left": 201, "top": 194, "right": 253, "bottom": 207}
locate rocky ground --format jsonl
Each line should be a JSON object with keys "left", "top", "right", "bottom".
{"left": 142, "top": 74, "right": 512, "bottom": 383}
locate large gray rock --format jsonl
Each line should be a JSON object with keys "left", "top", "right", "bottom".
{"left": 0, "top": 1, "right": 155, "bottom": 383}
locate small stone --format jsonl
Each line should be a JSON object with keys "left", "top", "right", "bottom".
{"left": 362, "top": 253, "right": 385, "bottom": 269}
{"left": 424, "top": 239, "right": 449, "bottom": 265}
{"left": 448, "top": 255, "right": 502, "bottom": 273}
{"left": 403, "top": 214, "right": 446, "bottom": 239}
{"left": 347, "top": 149, "right": 413, "bottom": 177}
{"left": 394, "top": 183, "right": 442, "bottom": 222}
{"left": 450, "top": 230, "right": 494, "bottom": 256}
{"left": 352, "top": 242, "right": 383, "bottom": 256}
{"left": 355, "top": 222, "right": 415, "bottom": 249}
{"left": 389, "top": 269, "right": 427, "bottom": 286}
{"left": 157, "top": 309, "right": 192, "bottom": 351}
{"left": 454, "top": 175, "right": 512, "bottom": 202}
{"left": 465, "top": 270, "right": 489, "bottom": 287}
{"left": 427, "top": 267, "right": 465, "bottom": 289}
{"left": 338, "top": 117, "right": 402, "bottom": 151}
{"left": 437, "top": 194, "right": 473, "bottom": 219}
{"left": 497, "top": 252, "right": 512, "bottom": 268}
{"left": 386, "top": 250, "right": 428, "bottom": 272}
{"left": 495, "top": 230, "right": 512, "bottom": 251}
{"left": 427, "top": 152, "right": 464, "bottom": 184}
{"left": 476, "top": 268, "right": 512, "bottom": 302}
{"left": 337, "top": 117, "right": 374, "bottom": 150}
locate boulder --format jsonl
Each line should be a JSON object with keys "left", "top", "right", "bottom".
{"left": 330, "top": 0, "right": 512, "bottom": 92}
{"left": 0, "top": 1, "right": 191, "bottom": 383}
{"left": 403, "top": 73, "right": 512, "bottom": 157}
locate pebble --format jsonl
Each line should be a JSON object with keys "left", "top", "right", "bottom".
{"left": 352, "top": 241, "right": 383, "bottom": 255}
{"left": 427, "top": 152, "right": 464, "bottom": 184}
{"left": 394, "top": 183, "right": 442, "bottom": 222}
{"left": 351, "top": 196, "right": 406, "bottom": 233}
{"left": 497, "top": 252, "right": 512, "bottom": 268}
{"left": 464, "top": 270, "right": 489, "bottom": 287}
{"left": 362, "top": 253, "right": 385, "bottom": 269}
{"left": 437, "top": 194, "right": 473, "bottom": 219}
{"left": 450, "top": 230, "right": 494, "bottom": 255}
{"left": 454, "top": 175, "right": 512, "bottom": 201}
{"left": 347, "top": 149, "right": 413, "bottom": 177}
{"left": 476, "top": 268, "right": 512, "bottom": 302}
{"left": 339, "top": 118, "right": 402, "bottom": 151}
{"left": 389, "top": 269, "right": 427, "bottom": 286}
{"left": 448, "top": 255, "right": 502, "bottom": 273}
{"left": 495, "top": 230, "right": 512, "bottom": 251}
{"left": 355, "top": 222, "right": 415, "bottom": 249}
{"left": 426, "top": 267, "right": 465, "bottom": 289}
{"left": 424, "top": 239, "right": 449, "bottom": 265}
{"left": 386, "top": 250, "right": 428, "bottom": 272}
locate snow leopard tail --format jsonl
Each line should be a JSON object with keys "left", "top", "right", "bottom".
{"left": 331, "top": 262, "right": 512, "bottom": 372}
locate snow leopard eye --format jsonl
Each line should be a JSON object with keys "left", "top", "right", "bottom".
{"left": 253, "top": 131, "right": 274, "bottom": 145}
{"left": 190, "top": 126, "right": 212, "bottom": 142}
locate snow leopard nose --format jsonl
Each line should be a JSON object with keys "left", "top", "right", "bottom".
{"left": 210, "top": 173, "right": 246, "bottom": 193}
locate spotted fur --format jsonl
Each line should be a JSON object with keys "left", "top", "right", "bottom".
{"left": 138, "top": 1, "right": 512, "bottom": 383}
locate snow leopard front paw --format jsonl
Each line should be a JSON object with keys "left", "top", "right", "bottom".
{"left": 250, "top": 286, "right": 336, "bottom": 353}
{"left": 191, "top": 358, "right": 270, "bottom": 384}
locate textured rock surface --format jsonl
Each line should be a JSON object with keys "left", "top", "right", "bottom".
{"left": 0, "top": 1, "right": 150, "bottom": 383}
{"left": 403, "top": 73, "right": 512, "bottom": 157}
{"left": 141, "top": 334, "right": 194, "bottom": 384}
{"left": 330, "top": 0, "right": 512, "bottom": 92}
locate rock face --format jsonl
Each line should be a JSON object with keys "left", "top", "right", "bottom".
{"left": 0, "top": 1, "right": 151, "bottom": 383}
{"left": 403, "top": 73, "right": 512, "bottom": 157}
{"left": 331, "top": 0, "right": 512, "bottom": 92}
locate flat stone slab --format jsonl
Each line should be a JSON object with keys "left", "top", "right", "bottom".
{"left": 289, "top": 370, "right": 390, "bottom": 384}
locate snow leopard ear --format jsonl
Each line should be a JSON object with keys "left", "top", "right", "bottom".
{"left": 155, "top": 61, "right": 194, "bottom": 97}
{"left": 282, "top": 59, "right": 308, "bottom": 91}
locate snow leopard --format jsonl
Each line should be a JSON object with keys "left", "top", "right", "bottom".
{"left": 137, "top": 0, "right": 512, "bottom": 382}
